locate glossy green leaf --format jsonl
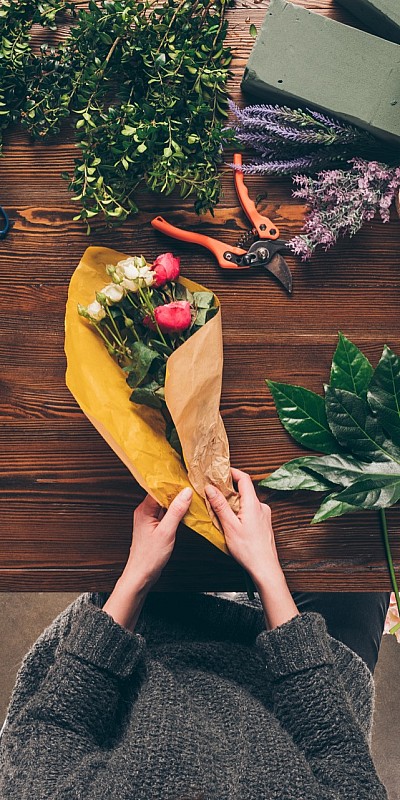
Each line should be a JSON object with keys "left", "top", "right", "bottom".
{"left": 325, "top": 386, "right": 400, "bottom": 464}
{"left": 292, "top": 452, "right": 400, "bottom": 487}
{"left": 124, "top": 342, "right": 160, "bottom": 390}
{"left": 260, "top": 458, "right": 334, "bottom": 492}
{"left": 368, "top": 345, "right": 400, "bottom": 445}
{"left": 266, "top": 380, "right": 338, "bottom": 454}
{"left": 330, "top": 332, "right": 373, "bottom": 398}
{"left": 311, "top": 493, "right": 359, "bottom": 524}
{"left": 130, "top": 381, "right": 165, "bottom": 409}
{"left": 329, "top": 474, "right": 400, "bottom": 509}
{"left": 249, "top": 24, "right": 257, "bottom": 37}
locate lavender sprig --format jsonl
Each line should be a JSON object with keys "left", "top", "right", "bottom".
{"left": 227, "top": 100, "right": 381, "bottom": 176}
{"left": 229, "top": 147, "right": 352, "bottom": 175}
{"left": 289, "top": 158, "right": 400, "bottom": 260}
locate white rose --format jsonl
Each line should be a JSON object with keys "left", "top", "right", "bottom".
{"left": 87, "top": 300, "right": 107, "bottom": 321}
{"left": 138, "top": 266, "right": 155, "bottom": 286}
{"left": 102, "top": 283, "right": 125, "bottom": 303}
{"left": 116, "top": 257, "right": 140, "bottom": 281}
{"left": 121, "top": 277, "right": 139, "bottom": 292}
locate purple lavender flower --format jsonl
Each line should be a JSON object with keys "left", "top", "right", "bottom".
{"left": 288, "top": 158, "right": 400, "bottom": 260}
{"left": 229, "top": 101, "right": 376, "bottom": 154}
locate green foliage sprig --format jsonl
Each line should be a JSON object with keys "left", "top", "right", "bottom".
{"left": 260, "top": 332, "right": 400, "bottom": 634}
{"left": 0, "top": 0, "right": 75, "bottom": 137}
{"left": 0, "top": 0, "right": 236, "bottom": 230}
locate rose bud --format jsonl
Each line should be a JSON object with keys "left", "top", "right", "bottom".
{"left": 154, "top": 301, "right": 191, "bottom": 334}
{"left": 151, "top": 252, "right": 180, "bottom": 287}
{"left": 101, "top": 283, "right": 126, "bottom": 304}
{"left": 86, "top": 300, "right": 107, "bottom": 322}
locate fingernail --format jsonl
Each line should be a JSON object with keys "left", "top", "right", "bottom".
{"left": 180, "top": 487, "right": 193, "bottom": 501}
{"left": 205, "top": 484, "right": 217, "bottom": 498}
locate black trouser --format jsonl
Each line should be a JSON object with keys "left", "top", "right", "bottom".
{"left": 290, "top": 591, "right": 391, "bottom": 674}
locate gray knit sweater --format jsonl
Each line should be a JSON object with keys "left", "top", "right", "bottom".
{"left": 0, "top": 590, "right": 388, "bottom": 800}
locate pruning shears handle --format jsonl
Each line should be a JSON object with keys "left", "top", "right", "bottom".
{"left": 233, "top": 153, "right": 280, "bottom": 240}
{"left": 0, "top": 206, "right": 10, "bottom": 240}
{"left": 151, "top": 215, "right": 250, "bottom": 270}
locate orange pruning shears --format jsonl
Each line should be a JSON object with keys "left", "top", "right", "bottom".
{"left": 151, "top": 153, "right": 293, "bottom": 294}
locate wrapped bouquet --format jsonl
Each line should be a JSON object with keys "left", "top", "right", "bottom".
{"left": 65, "top": 246, "right": 239, "bottom": 553}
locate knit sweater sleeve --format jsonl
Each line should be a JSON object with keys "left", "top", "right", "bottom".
{"left": 0, "top": 601, "right": 146, "bottom": 800}
{"left": 256, "top": 611, "right": 388, "bottom": 800}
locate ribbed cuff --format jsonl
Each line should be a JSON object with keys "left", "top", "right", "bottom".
{"left": 62, "top": 601, "right": 146, "bottom": 679}
{"left": 256, "top": 611, "right": 335, "bottom": 680}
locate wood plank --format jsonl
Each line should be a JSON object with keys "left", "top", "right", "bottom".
{"left": 1, "top": 0, "right": 399, "bottom": 589}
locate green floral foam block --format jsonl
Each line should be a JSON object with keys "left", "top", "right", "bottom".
{"left": 337, "top": 0, "right": 400, "bottom": 45}
{"left": 241, "top": 0, "right": 400, "bottom": 145}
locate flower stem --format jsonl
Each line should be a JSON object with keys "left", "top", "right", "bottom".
{"left": 106, "top": 307, "right": 125, "bottom": 346}
{"left": 379, "top": 508, "right": 400, "bottom": 636}
{"left": 138, "top": 285, "right": 168, "bottom": 347}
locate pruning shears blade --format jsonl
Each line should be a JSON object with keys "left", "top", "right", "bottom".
{"left": 265, "top": 253, "right": 292, "bottom": 294}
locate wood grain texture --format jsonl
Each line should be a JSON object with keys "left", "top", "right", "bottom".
{"left": 1, "top": 0, "right": 399, "bottom": 591}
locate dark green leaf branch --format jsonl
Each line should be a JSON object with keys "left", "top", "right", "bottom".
{"left": 0, "top": 0, "right": 237, "bottom": 229}
{"left": 260, "top": 332, "right": 400, "bottom": 635}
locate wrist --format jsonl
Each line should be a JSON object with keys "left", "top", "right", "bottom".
{"left": 252, "top": 568, "right": 300, "bottom": 631}
{"left": 102, "top": 574, "right": 150, "bottom": 633}
{"left": 117, "top": 569, "right": 152, "bottom": 597}
{"left": 251, "top": 563, "right": 287, "bottom": 593}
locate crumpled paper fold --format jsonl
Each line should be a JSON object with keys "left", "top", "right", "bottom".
{"left": 65, "top": 246, "right": 239, "bottom": 555}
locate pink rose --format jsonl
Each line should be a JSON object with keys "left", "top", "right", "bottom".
{"left": 151, "top": 252, "right": 180, "bottom": 287}
{"left": 154, "top": 301, "right": 191, "bottom": 334}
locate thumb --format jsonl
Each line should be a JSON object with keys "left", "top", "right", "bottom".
{"left": 159, "top": 487, "right": 193, "bottom": 535}
{"left": 205, "top": 484, "right": 238, "bottom": 530}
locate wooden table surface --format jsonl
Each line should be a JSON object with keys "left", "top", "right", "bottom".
{"left": 1, "top": 0, "right": 399, "bottom": 591}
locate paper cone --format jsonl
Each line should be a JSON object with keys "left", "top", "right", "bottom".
{"left": 65, "top": 246, "right": 238, "bottom": 555}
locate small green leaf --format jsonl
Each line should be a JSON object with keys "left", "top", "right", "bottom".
{"left": 260, "top": 458, "right": 334, "bottom": 492}
{"left": 249, "top": 24, "right": 257, "bottom": 37}
{"left": 130, "top": 383, "right": 164, "bottom": 409}
{"left": 137, "top": 142, "right": 147, "bottom": 153}
{"left": 267, "top": 380, "right": 338, "bottom": 454}
{"left": 368, "top": 345, "right": 400, "bottom": 445}
{"left": 193, "top": 291, "right": 214, "bottom": 309}
{"left": 330, "top": 332, "right": 373, "bottom": 399}
{"left": 154, "top": 53, "right": 166, "bottom": 68}
{"left": 121, "top": 125, "right": 136, "bottom": 136}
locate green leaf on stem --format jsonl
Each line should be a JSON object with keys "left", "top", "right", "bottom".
{"left": 130, "top": 382, "right": 165, "bottom": 409}
{"left": 311, "top": 493, "right": 359, "bottom": 523}
{"left": 266, "top": 380, "right": 338, "bottom": 454}
{"left": 125, "top": 342, "right": 161, "bottom": 390}
{"left": 324, "top": 473, "right": 400, "bottom": 510}
{"left": 193, "top": 291, "right": 214, "bottom": 309}
{"left": 325, "top": 386, "right": 400, "bottom": 464}
{"left": 330, "top": 332, "right": 373, "bottom": 399}
{"left": 260, "top": 458, "right": 334, "bottom": 492}
{"left": 368, "top": 344, "right": 400, "bottom": 445}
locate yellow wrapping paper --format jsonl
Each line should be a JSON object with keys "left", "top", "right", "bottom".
{"left": 65, "top": 246, "right": 239, "bottom": 555}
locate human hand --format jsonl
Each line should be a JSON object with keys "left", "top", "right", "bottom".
{"left": 102, "top": 487, "right": 193, "bottom": 631}
{"left": 205, "top": 469, "right": 299, "bottom": 629}
{"left": 205, "top": 468, "right": 282, "bottom": 586}
{"left": 122, "top": 487, "right": 193, "bottom": 591}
